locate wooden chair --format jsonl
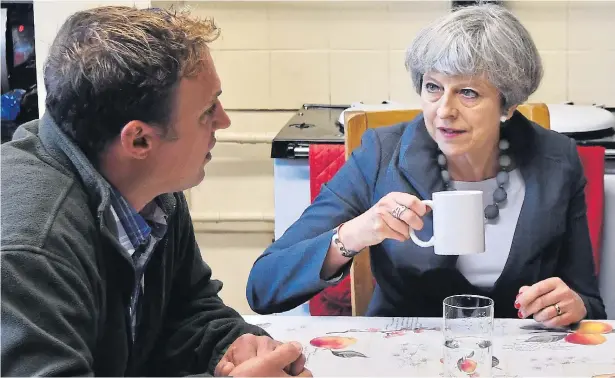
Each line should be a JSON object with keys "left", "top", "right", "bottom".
{"left": 344, "top": 103, "right": 551, "bottom": 316}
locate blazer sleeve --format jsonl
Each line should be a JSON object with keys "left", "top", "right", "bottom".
{"left": 246, "top": 129, "right": 382, "bottom": 314}
{"left": 557, "top": 139, "right": 606, "bottom": 320}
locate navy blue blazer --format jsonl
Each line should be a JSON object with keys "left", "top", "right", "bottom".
{"left": 247, "top": 111, "right": 606, "bottom": 319}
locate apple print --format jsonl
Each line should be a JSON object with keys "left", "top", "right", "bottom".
{"left": 310, "top": 336, "right": 357, "bottom": 349}
{"left": 563, "top": 321, "right": 612, "bottom": 345}
{"left": 576, "top": 321, "right": 613, "bottom": 335}
{"left": 457, "top": 357, "right": 478, "bottom": 374}
{"left": 564, "top": 332, "right": 607, "bottom": 345}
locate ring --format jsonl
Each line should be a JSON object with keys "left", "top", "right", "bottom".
{"left": 554, "top": 303, "right": 562, "bottom": 316}
{"left": 391, "top": 205, "right": 408, "bottom": 220}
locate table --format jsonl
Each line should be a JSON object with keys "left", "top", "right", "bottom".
{"left": 243, "top": 316, "right": 615, "bottom": 377}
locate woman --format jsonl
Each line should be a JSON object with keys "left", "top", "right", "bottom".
{"left": 247, "top": 4, "right": 606, "bottom": 324}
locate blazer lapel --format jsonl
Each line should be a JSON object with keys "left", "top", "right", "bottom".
{"left": 385, "top": 113, "right": 456, "bottom": 269}
{"left": 492, "top": 112, "right": 554, "bottom": 292}
{"left": 396, "top": 113, "right": 445, "bottom": 200}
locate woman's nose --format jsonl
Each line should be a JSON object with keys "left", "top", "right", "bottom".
{"left": 436, "top": 93, "right": 457, "bottom": 119}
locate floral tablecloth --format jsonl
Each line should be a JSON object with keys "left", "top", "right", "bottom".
{"left": 243, "top": 315, "right": 615, "bottom": 377}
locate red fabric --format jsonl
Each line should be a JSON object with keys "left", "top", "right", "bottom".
{"left": 576, "top": 146, "right": 605, "bottom": 274}
{"left": 309, "top": 144, "right": 346, "bottom": 202}
{"left": 308, "top": 144, "right": 352, "bottom": 316}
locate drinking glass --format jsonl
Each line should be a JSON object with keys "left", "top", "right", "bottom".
{"left": 442, "top": 295, "right": 494, "bottom": 377}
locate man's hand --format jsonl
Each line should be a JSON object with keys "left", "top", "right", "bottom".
{"left": 214, "top": 335, "right": 308, "bottom": 377}
{"left": 516, "top": 277, "right": 587, "bottom": 327}
{"left": 216, "top": 342, "right": 312, "bottom": 377}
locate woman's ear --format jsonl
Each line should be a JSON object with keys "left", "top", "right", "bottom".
{"left": 505, "top": 105, "right": 518, "bottom": 119}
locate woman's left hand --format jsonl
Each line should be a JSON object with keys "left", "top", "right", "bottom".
{"left": 515, "top": 277, "right": 587, "bottom": 327}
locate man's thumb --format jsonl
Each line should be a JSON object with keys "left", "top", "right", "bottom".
{"left": 264, "top": 342, "right": 303, "bottom": 367}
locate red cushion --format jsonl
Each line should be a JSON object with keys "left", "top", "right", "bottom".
{"left": 308, "top": 144, "right": 352, "bottom": 316}
{"left": 309, "top": 144, "right": 346, "bottom": 202}
{"left": 576, "top": 146, "right": 605, "bottom": 274}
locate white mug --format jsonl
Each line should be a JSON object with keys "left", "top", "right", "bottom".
{"left": 409, "top": 190, "right": 485, "bottom": 255}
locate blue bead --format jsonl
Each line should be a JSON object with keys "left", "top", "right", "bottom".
{"left": 499, "top": 155, "right": 511, "bottom": 168}
{"left": 437, "top": 154, "right": 447, "bottom": 167}
{"left": 441, "top": 170, "right": 450, "bottom": 182}
{"left": 496, "top": 171, "right": 509, "bottom": 186}
{"left": 499, "top": 139, "right": 510, "bottom": 150}
{"left": 484, "top": 204, "right": 499, "bottom": 219}
{"left": 493, "top": 187, "right": 507, "bottom": 203}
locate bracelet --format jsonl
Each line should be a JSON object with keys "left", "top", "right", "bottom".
{"left": 332, "top": 223, "right": 361, "bottom": 258}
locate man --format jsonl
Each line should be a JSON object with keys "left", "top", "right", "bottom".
{"left": 1, "top": 6, "right": 310, "bottom": 377}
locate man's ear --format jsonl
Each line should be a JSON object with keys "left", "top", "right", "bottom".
{"left": 119, "top": 120, "right": 158, "bottom": 160}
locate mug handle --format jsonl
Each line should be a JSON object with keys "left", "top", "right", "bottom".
{"left": 409, "top": 200, "right": 435, "bottom": 247}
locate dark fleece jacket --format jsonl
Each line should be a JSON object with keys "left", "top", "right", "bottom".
{"left": 1, "top": 114, "right": 267, "bottom": 376}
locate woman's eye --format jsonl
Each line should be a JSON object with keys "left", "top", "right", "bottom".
{"left": 460, "top": 89, "right": 478, "bottom": 99}
{"left": 425, "top": 83, "right": 440, "bottom": 92}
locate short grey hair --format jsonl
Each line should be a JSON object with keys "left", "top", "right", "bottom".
{"left": 405, "top": 3, "right": 543, "bottom": 111}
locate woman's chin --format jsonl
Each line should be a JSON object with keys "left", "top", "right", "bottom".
{"left": 436, "top": 143, "right": 470, "bottom": 158}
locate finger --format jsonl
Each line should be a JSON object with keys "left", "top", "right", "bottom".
{"left": 517, "top": 278, "right": 561, "bottom": 312}
{"left": 379, "top": 211, "right": 409, "bottom": 241}
{"left": 289, "top": 352, "right": 307, "bottom": 376}
{"left": 521, "top": 288, "right": 565, "bottom": 318}
{"left": 263, "top": 342, "right": 303, "bottom": 369}
{"left": 229, "top": 336, "right": 258, "bottom": 366}
{"left": 398, "top": 208, "right": 424, "bottom": 231}
{"left": 214, "top": 355, "right": 230, "bottom": 377}
{"left": 256, "top": 336, "right": 280, "bottom": 356}
{"left": 257, "top": 338, "right": 289, "bottom": 373}
{"left": 543, "top": 311, "right": 574, "bottom": 329}
{"left": 514, "top": 286, "right": 530, "bottom": 309}
{"left": 214, "top": 360, "right": 234, "bottom": 377}
{"left": 389, "top": 193, "right": 428, "bottom": 216}
{"left": 297, "top": 367, "right": 314, "bottom": 377}
{"left": 542, "top": 297, "right": 578, "bottom": 327}
{"left": 386, "top": 195, "right": 425, "bottom": 231}
{"left": 256, "top": 338, "right": 290, "bottom": 373}
{"left": 532, "top": 302, "right": 559, "bottom": 323}
{"left": 220, "top": 362, "right": 235, "bottom": 377}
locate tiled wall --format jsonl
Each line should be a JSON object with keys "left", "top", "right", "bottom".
{"left": 176, "top": 0, "right": 615, "bottom": 112}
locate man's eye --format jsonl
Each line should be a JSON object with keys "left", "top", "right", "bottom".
{"left": 205, "top": 104, "right": 217, "bottom": 115}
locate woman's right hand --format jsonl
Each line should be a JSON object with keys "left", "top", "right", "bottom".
{"left": 339, "top": 192, "right": 429, "bottom": 252}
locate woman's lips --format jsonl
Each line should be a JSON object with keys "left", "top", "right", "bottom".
{"left": 438, "top": 127, "right": 467, "bottom": 138}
